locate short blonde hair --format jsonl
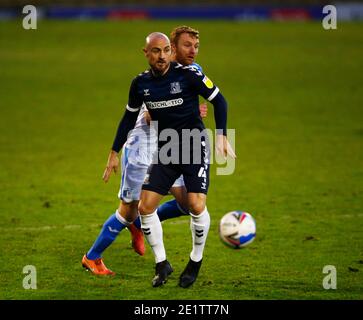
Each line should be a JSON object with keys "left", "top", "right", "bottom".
{"left": 170, "top": 26, "right": 199, "bottom": 46}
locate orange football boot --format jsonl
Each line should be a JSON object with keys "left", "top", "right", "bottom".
{"left": 128, "top": 223, "right": 145, "bottom": 256}
{"left": 82, "top": 255, "right": 115, "bottom": 276}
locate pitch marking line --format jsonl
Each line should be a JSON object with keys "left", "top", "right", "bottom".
{"left": 1, "top": 214, "right": 362, "bottom": 232}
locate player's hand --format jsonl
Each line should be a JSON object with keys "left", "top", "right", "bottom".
{"left": 215, "top": 134, "right": 236, "bottom": 159}
{"left": 199, "top": 102, "right": 208, "bottom": 118}
{"left": 102, "top": 150, "right": 120, "bottom": 182}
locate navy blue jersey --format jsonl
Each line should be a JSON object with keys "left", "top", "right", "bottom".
{"left": 127, "top": 62, "right": 219, "bottom": 135}
{"left": 112, "top": 61, "right": 227, "bottom": 153}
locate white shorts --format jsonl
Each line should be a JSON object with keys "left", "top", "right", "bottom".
{"left": 118, "top": 146, "right": 184, "bottom": 202}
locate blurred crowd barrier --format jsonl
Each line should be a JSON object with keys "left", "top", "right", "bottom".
{"left": 1, "top": 1, "right": 363, "bottom": 21}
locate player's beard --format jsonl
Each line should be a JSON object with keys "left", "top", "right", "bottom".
{"left": 176, "top": 51, "right": 195, "bottom": 66}
{"left": 151, "top": 60, "right": 170, "bottom": 76}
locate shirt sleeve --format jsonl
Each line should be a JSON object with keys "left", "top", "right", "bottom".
{"left": 186, "top": 68, "right": 227, "bottom": 135}
{"left": 126, "top": 77, "right": 143, "bottom": 112}
{"left": 210, "top": 92, "right": 228, "bottom": 136}
{"left": 186, "top": 68, "right": 220, "bottom": 102}
{"left": 111, "top": 78, "right": 143, "bottom": 152}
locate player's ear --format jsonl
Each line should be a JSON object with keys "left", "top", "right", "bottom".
{"left": 142, "top": 47, "right": 147, "bottom": 56}
{"left": 171, "top": 43, "right": 176, "bottom": 54}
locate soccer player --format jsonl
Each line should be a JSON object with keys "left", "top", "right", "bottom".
{"left": 112, "top": 32, "right": 235, "bottom": 287}
{"left": 82, "top": 26, "right": 207, "bottom": 276}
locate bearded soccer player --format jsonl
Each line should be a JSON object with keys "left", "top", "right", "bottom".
{"left": 110, "top": 32, "right": 235, "bottom": 288}
{"left": 82, "top": 26, "right": 210, "bottom": 276}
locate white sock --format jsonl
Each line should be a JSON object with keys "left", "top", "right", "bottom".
{"left": 190, "top": 207, "right": 210, "bottom": 262}
{"left": 140, "top": 210, "right": 166, "bottom": 263}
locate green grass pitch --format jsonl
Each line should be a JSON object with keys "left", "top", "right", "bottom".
{"left": 0, "top": 20, "right": 362, "bottom": 300}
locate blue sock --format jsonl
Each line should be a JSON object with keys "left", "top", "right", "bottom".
{"left": 87, "top": 211, "right": 128, "bottom": 260}
{"left": 157, "top": 199, "right": 188, "bottom": 222}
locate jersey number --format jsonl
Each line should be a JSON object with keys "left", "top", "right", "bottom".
{"left": 198, "top": 167, "right": 207, "bottom": 178}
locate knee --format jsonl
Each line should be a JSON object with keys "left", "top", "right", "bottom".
{"left": 138, "top": 201, "right": 156, "bottom": 215}
{"left": 118, "top": 201, "right": 139, "bottom": 221}
{"left": 189, "top": 202, "right": 206, "bottom": 215}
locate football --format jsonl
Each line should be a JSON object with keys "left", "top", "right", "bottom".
{"left": 219, "top": 211, "right": 256, "bottom": 248}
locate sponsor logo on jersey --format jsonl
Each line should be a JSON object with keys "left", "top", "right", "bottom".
{"left": 170, "top": 82, "right": 182, "bottom": 94}
{"left": 145, "top": 98, "right": 183, "bottom": 109}
{"left": 144, "top": 89, "right": 150, "bottom": 96}
{"left": 202, "top": 76, "right": 214, "bottom": 89}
